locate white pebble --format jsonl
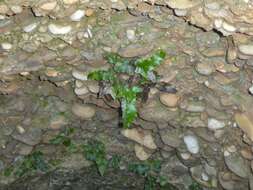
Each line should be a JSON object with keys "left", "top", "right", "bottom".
{"left": 10, "top": 5, "right": 23, "bottom": 14}
{"left": 23, "top": 23, "right": 38, "bottom": 33}
{"left": 249, "top": 85, "right": 253, "bottom": 95}
{"left": 208, "top": 118, "right": 225, "bottom": 130}
{"left": 126, "top": 29, "right": 135, "bottom": 41}
{"left": 183, "top": 135, "right": 200, "bottom": 154}
{"left": 16, "top": 125, "right": 25, "bottom": 134}
{"left": 180, "top": 153, "right": 191, "bottom": 160}
{"left": 70, "top": 10, "right": 85, "bottom": 21}
{"left": 75, "top": 80, "right": 84, "bottom": 88}
{"left": 174, "top": 9, "right": 187, "bottom": 16}
{"left": 1, "top": 43, "right": 12, "bottom": 50}
{"left": 222, "top": 22, "right": 236, "bottom": 32}
{"left": 48, "top": 24, "right": 72, "bottom": 35}
{"left": 72, "top": 70, "right": 88, "bottom": 81}
{"left": 201, "top": 172, "right": 209, "bottom": 181}
{"left": 74, "top": 86, "right": 89, "bottom": 96}
{"left": 214, "top": 19, "right": 223, "bottom": 29}
{"left": 238, "top": 44, "right": 253, "bottom": 55}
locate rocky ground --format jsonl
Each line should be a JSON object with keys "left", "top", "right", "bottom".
{"left": 1, "top": 0, "right": 253, "bottom": 190}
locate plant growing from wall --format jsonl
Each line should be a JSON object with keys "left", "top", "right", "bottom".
{"left": 88, "top": 50, "right": 166, "bottom": 128}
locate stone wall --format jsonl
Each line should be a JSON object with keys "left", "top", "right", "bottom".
{"left": 1, "top": 1, "right": 253, "bottom": 190}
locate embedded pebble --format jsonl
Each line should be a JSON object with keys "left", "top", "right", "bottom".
{"left": 48, "top": 24, "right": 72, "bottom": 35}
{"left": 159, "top": 93, "right": 180, "bottom": 108}
{"left": 126, "top": 29, "right": 135, "bottom": 41}
{"left": 72, "top": 70, "right": 88, "bottom": 81}
{"left": 1, "top": 43, "right": 12, "bottom": 50}
{"left": 134, "top": 144, "right": 152, "bottom": 161}
{"left": 238, "top": 44, "right": 253, "bottom": 56}
{"left": 74, "top": 86, "right": 89, "bottom": 96}
{"left": 183, "top": 135, "right": 200, "bottom": 154}
{"left": 208, "top": 118, "right": 225, "bottom": 130}
{"left": 71, "top": 104, "right": 96, "bottom": 120}
{"left": 23, "top": 23, "right": 38, "bottom": 33}
{"left": 70, "top": 10, "right": 85, "bottom": 21}
{"left": 121, "top": 128, "right": 157, "bottom": 150}
{"left": 39, "top": 1, "right": 57, "bottom": 11}
{"left": 195, "top": 62, "right": 214, "bottom": 75}
{"left": 249, "top": 85, "right": 253, "bottom": 95}
{"left": 63, "top": 0, "right": 79, "bottom": 4}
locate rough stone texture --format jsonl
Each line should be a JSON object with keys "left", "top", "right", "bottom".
{"left": 1, "top": 0, "right": 253, "bottom": 189}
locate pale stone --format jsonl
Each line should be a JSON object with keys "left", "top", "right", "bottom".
{"left": 121, "top": 128, "right": 157, "bottom": 149}
{"left": 166, "top": 0, "right": 201, "bottom": 9}
{"left": 16, "top": 125, "right": 25, "bottom": 134}
{"left": 183, "top": 135, "right": 200, "bottom": 154}
{"left": 222, "top": 22, "right": 236, "bottom": 32}
{"left": 249, "top": 85, "right": 253, "bottom": 95}
{"left": 63, "top": 0, "right": 79, "bottom": 5}
{"left": 48, "top": 24, "right": 72, "bottom": 35}
{"left": 70, "top": 10, "right": 85, "bottom": 21}
{"left": 214, "top": 19, "right": 223, "bottom": 28}
{"left": 134, "top": 144, "right": 152, "bottom": 161}
{"left": 1, "top": 43, "right": 12, "bottom": 50}
{"left": 126, "top": 29, "right": 135, "bottom": 41}
{"left": 75, "top": 80, "right": 83, "bottom": 88}
{"left": 72, "top": 104, "right": 95, "bottom": 120}
{"left": 196, "top": 62, "right": 214, "bottom": 75}
{"left": 0, "top": 4, "right": 9, "bottom": 14}
{"left": 10, "top": 5, "right": 22, "bottom": 14}
{"left": 23, "top": 23, "right": 38, "bottom": 33}
{"left": 85, "top": 9, "right": 94, "bottom": 17}
{"left": 235, "top": 113, "right": 253, "bottom": 141}
{"left": 49, "top": 115, "right": 68, "bottom": 130}
{"left": 87, "top": 82, "right": 99, "bottom": 94}
{"left": 159, "top": 93, "right": 180, "bottom": 108}
{"left": 238, "top": 44, "right": 253, "bottom": 55}
{"left": 174, "top": 9, "right": 188, "bottom": 16}
{"left": 72, "top": 70, "right": 87, "bottom": 81}
{"left": 45, "top": 68, "right": 59, "bottom": 77}
{"left": 74, "top": 86, "right": 89, "bottom": 96}
{"left": 208, "top": 118, "right": 226, "bottom": 130}
{"left": 40, "top": 1, "right": 57, "bottom": 11}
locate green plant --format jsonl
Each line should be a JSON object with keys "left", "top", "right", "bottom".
{"left": 82, "top": 140, "right": 108, "bottom": 176}
{"left": 88, "top": 50, "right": 166, "bottom": 128}
{"left": 3, "top": 151, "right": 49, "bottom": 177}
{"left": 128, "top": 160, "right": 169, "bottom": 190}
{"left": 50, "top": 128, "right": 78, "bottom": 153}
{"left": 109, "top": 155, "right": 121, "bottom": 169}
{"left": 188, "top": 182, "right": 203, "bottom": 190}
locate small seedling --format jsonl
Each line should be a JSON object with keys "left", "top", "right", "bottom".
{"left": 128, "top": 159, "right": 169, "bottom": 190}
{"left": 82, "top": 140, "right": 108, "bottom": 176}
{"left": 9, "top": 151, "right": 49, "bottom": 177}
{"left": 109, "top": 155, "right": 121, "bottom": 169}
{"left": 188, "top": 182, "right": 203, "bottom": 190}
{"left": 50, "top": 128, "right": 78, "bottom": 153}
{"left": 88, "top": 50, "right": 166, "bottom": 128}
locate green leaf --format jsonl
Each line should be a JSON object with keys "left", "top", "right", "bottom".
{"left": 105, "top": 52, "right": 134, "bottom": 74}
{"left": 3, "top": 166, "right": 14, "bottom": 177}
{"left": 135, "top": 50, "right": 166, "bottom": 80}
{"left": 128, "top": 162, "right": 150, "bottom": 176}
{"left": 122, "top": 100, "right": 138, "bottom": 128}
{"left": 144, "top": 175, "right": 157, "bottom": 190}
{"left": 189, "top": 182, "right": 203, "bottom": 190}
{"left": 157, "top": 176, "right": 168, "bottom": 186}
{"left": 105, "top": 52, "right": 125, "bottom": 65}
{"left": 96, "top": 158, "right": 108, "bottom": 176}
{"left": 109, "top": 155, "right": 121, "bottom": 169}
{"left": 82, "top": 140, "right": 108, "bottom": 176}
{"left": 88, "top": 69, "right": 115, "bottom": 82}
{"left": 14, "top": 151, "right": 49, "bottom": 177}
